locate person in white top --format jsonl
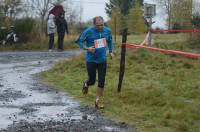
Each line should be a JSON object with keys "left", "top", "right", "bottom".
{"left": 47, "top": 14, "right": 56, "bottom": 51}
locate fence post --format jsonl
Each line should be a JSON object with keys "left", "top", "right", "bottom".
{"left": 118, "top": 28, "right": 128, "bottom": 92}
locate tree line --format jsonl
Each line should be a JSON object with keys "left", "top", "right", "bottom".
{"left": 155, "top": 0, "right": 200, "bottom": 29}
{"left": 0, "top": 0, "right": 83, "bottom": 43}
{"left": 105, "top": 0, "right": 200, "bottom": 33}
{"left": 0, "top": 0, "right": 200, "bottom": 43}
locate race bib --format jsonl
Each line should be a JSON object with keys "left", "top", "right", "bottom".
{"left": 94, "top": 38, "right": 107, "bottom": 49}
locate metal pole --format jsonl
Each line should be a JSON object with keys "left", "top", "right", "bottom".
{"left": 118, "top": 28, "right": 128, "bottom": 92}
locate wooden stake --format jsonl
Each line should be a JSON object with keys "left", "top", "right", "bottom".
{"left": 118, "top": 28, "right": 128, "bottom": 92}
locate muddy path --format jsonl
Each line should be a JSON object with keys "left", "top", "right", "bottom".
{"left": 0, "top": 51, "right": 136, "bottom": 132}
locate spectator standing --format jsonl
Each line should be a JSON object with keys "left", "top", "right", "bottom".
{"left": 47, "top": 14, "right": 56, "bottom": 52}
{"left": 55, "top": 13, "right": 69, "bottom": 51}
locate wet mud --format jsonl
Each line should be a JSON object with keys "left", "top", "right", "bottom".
{"left": 0, "top": 51, "right": 136, "bottom": 132}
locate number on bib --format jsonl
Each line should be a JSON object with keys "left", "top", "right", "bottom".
{"left": 94, "top": 38, "right": 107, "bottom": 49}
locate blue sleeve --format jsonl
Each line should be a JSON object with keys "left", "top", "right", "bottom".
{"left": 107, "top": 30, "right": 113, "bottom": 53}
{"left": 77, "top": 30, "right": 88, "bottom": 50}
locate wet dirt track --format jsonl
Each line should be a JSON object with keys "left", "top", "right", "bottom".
{"left": 0, "top": 51, "right": 136, "bottom": 132}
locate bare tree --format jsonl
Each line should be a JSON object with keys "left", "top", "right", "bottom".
{"left": 193, "top": 0, "right": 200, "bottom": 14}
{"left": 24, "top": 0, "right": 80, "bottom": 34}
{"left": 154, "top": 0, "right": 172, "bottom": 29}
{"left": 0, "top": 0, "right": 22, "bottom": 18}
{"left": 18, "top": 0, "right": 79, "bottom": 36}
{"left": 25, "top": 0, "right": 54, "bottom": 34}
{"left": 155, "top": 0, "right": 193, "bottom": 29}
{"left": 170, "top": 0, "right": 192, "bottom": 29}
{"left": 78, "top": 1, "right": 83, "bottom": 31}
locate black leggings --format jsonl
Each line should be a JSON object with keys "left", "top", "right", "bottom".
{"left": 57, "top": 32, "right": 65, "bottom": 50}
{"left": 86, "top": 62, "right": 107, "bottom": 88}
{"left": 48, "top": 33, "right": 54, "bottom": 49}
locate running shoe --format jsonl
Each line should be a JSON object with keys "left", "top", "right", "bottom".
{"left": 82, "top": 80, "right": 88, "bottom": 95}
{"left": 95, "top": 97, "right": 104, "bottom": 109}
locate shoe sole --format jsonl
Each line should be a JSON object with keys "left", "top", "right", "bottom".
{"left": 82, "top": 81, "right": 88, "bottom": 95}
{"left": 95, "top": 101, "right": 104, "bottom": 109}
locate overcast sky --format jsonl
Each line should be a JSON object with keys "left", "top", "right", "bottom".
{"left": 76, "top": 0, "right": 166, "bottom": 28}
{"left": 76, "top": 0, "right": 109, "bottom": 21}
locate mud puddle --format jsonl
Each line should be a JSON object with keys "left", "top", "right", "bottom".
{"left": 0, "top": 51, "right": 135, "bottom": 132}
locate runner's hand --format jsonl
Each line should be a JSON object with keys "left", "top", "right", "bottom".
{"left": 88, "top": 46, "right": 95, "bottom": 53}
{"left": 109, "top": 52, "right": 114, "bottom": 59}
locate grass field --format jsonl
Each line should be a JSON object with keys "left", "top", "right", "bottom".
{"left": 0, "top": 35, "right": 78, "bottom": 51}
{"left": 42, "top": 33, "right": 200, "bottom": 132}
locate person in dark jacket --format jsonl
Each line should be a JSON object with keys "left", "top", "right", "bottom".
{"left": 55, "top": 13, "right": 69, "bottom": 51}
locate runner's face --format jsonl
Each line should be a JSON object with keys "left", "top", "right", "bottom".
{"left": 95, "top": 18, "right": 104, "bottom": 31}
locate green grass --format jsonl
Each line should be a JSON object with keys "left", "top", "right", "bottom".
{"left": 41, "top": 33, "right": 200, "bottom": 132}
{"left": 127, "top": 33, "right": 190, "bottom": 51}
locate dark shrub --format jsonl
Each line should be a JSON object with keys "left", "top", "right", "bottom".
{"left": 187, "top": 13, "right": 200, "bottom": 49}
{"left": 14, "top": 18, "right": 35, "bottom": 43}
{"left": 191, "top": 13, "right": 200, "bottom": 29}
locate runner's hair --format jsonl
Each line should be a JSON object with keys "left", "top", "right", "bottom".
{"left": 93, "top": 16, "right": 104, "bottom": 25}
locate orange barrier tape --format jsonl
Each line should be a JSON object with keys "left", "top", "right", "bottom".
{"left": 124, "top": 43, "right": 200, "bottom": 59}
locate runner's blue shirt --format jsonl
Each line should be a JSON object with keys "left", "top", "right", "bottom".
{"left": 77, "top": 26, "right": 113, "bottom": 63}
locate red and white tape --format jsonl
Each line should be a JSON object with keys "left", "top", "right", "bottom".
{"left": 123, "top": 43, "right": 200, "bottom": 59}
